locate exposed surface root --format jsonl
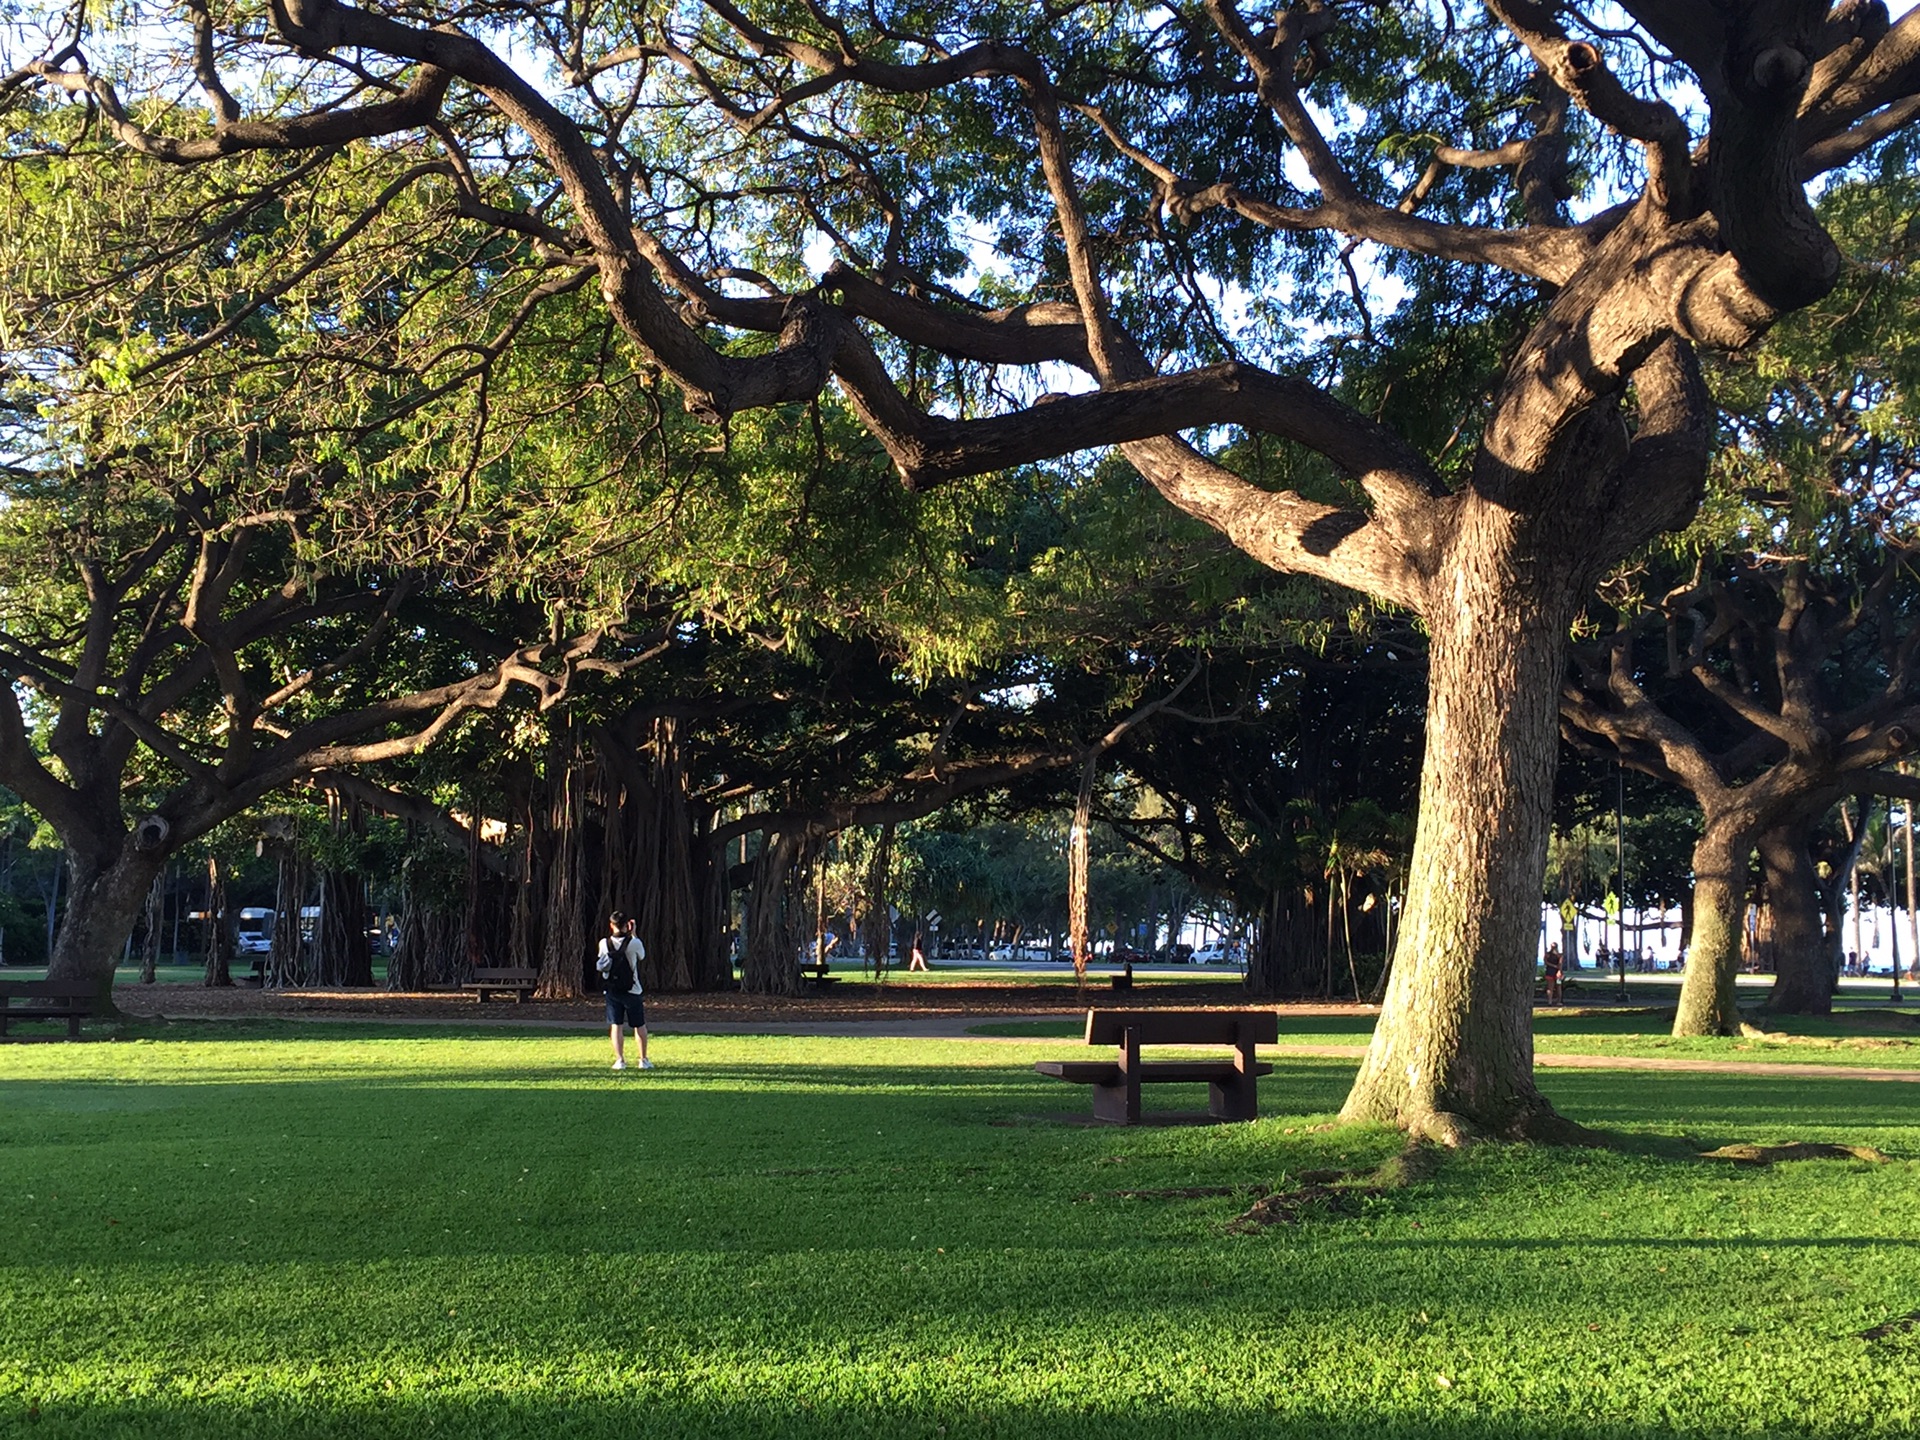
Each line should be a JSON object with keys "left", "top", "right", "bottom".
{"left": 1414, "top": 1110, "right": 1483, "bottom": 1148}
{"left": 1860, "top": 1310, "right": 1920, "bottom": 1341}
{"left": 1369, "top": 1144, "right": 1445, "bottom": 1187}
{"left": 1504, "top": 1106, "right": 1611, "bottom": 1147}
{"left": 1224, "top": 1142, "right": 1442, "bottom": 1233}
{"left": 1225, "top": 1182, "right": 1371, "bottom": 1232}
{"left": 1700, "top": 1141, "right": 1891, "bottom": 1164}
{"left": 1396, "top": 1101, "right": 1608, "bottom": 1149}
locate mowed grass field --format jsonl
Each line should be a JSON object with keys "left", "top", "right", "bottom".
{"left": 974, "top": 1005, "right": 1920, "bottom": 1068}
{"left": 3, "top": 1023, "right": 1918, "bottom": 1439}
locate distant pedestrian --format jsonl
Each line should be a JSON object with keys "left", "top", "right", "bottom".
{"left": 597, "top": 911, "right": 651, "bottom": 1071}
{"left": 1542, "top": 944, "right": 1564, "bottom": 1006}
{"left": 908, "top": 935, "right": 928, "bottom": 971}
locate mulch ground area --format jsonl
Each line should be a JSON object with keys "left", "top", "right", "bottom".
{"left": 109, "top": 982, "right": 1370, "bottom": 1025}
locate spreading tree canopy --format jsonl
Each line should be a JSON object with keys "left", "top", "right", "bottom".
{"left": 8, "top": 0, "right": 1920, "bottom": 1135}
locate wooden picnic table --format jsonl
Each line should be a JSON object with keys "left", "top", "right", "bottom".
{"left": 1035, "top": 1007, "right": 1278, "bottom": 1124}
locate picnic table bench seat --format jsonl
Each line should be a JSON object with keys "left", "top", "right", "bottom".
{"left": 462, "top": 967, "right": 539, "bottom": 1003}
{"left": 1036, "top": 1008, "right": 1278, "bottom": 1124}
{"left": 0, "top": 980, "right": 101, "bottom": 1038}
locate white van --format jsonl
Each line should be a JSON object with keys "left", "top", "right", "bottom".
{"left": 236, "top": 907, "right": 275, "bottom": 955}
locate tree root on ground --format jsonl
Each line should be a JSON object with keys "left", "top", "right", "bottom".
{"left": 1859, "top": 1310, "right": 1920, "bottom": 1341}
{"left": 1225, "top": 1181, "right": 1371, "bottom": 1232}
{"left": 1094, "top": 1183, "right": 1272, "bottom": 1201}
{"left": 1223, "top": 1143, "right": 1444, "bottom": 1234}
{"left": 1699, "top": 1141, "right": 1891, "bottom": 1164}
{"left": 1405, "top": 1103, "right": 1610, "bottom": 1150}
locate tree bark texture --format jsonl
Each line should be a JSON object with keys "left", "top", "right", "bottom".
{"left": 536, "top": 759, "right": 591, "bottom": 999}
{"left": 1761, "top": 823, "right": 1836, "bottom": 1016}
{"left": 741, "top": 829, "right": 815, "bottom": 996}
{"left": 387, "top": 893, "right": 464, "bottom": 990}
{"left": 138, "top": 871, "right": 163, "bottom": 984}
{"left": 202, "top": 855, "right": 233, "bottom": 989}
{"left": 1245, "top": 885, "right": 1325, "bottom": 998}
{"left": 1672, "top": 813, "right": 1760, "bottom": 1036}
{"left": 463, "top": 817, "right": 512, "bottom": 977}
{"left": 43, "top": 843, "right": 163, "bottom": 1000}
{"left": 597, "top": 719, "right": 728, "bottom": 993}
{"left": 1068, "top": 751, "right": 1096, "bottom": 984}
{"left": 268, "top": 851, "right": 311, "bottom": 989}
{"left": 313, "top": 868, "right": 371, "bottom": 986}
{"left": 863, "top": 822, "right": 895, "bottom": 979}
{"left": 1341, "top": 519, "right": 1581, "bottom": 1140}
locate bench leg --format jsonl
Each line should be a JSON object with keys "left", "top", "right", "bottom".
{"left": 68, "top": 1014, "right": 83, "bottom": 1038}
{"left": 1091, "top": 1080, "right": 1140, "bottom": 1124}
{"left": 1208, "top": 1076, "right": 1257, "bottom": 1122}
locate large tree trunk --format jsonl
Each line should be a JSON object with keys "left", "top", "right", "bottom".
{"left": 536, "top": 758, "right": 591, "bottom": 999}
{"left": 1761, "top": 823, "right": 1835, "bottom": 1016}
{"left": 1245, "top": 885, "right": 1323, "bottom": 997}
{"left": 1341, "top": 528, "right": 1578, "bottom": 1141}
{"left": 1673, "top": 811, "right": 1759, "bottom": 1036}
{"left": 202, "top": 854, "right": 234, "bottom": 988}
{"left": 138, "top": 870, "right": 163, "bottom": 984}
{"left": 741, "top": 829, "right": 811, "bottom": 996}
{"left": 44, "top": 843, "right": 163, "bottom": 1001}
{"left": 863, "top": 822, "right": 895, "bottom": 982}
{"left": 598, "top": 718, "right": 728, "bottom": 993}
{"left": 387, "top": 884, "right": 464, "bottom": 991}
{"left": 267, "top": 850, "right": 310, "bottom": 989}
{"left": 313, "top": 868, "right": 371, "bottom": 986}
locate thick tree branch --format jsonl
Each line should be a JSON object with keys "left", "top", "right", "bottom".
{"left": 709, "top": 749, "right": 1075, "bottom": 848}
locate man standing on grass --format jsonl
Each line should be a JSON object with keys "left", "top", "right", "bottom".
{"left": 597, "top": 911, "right": 652, "bottom": 1071}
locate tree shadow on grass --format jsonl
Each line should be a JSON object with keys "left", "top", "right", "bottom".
{"left": 1538, "top": 1068, "right": 1920, "bottom": 1132}
{"left": 22, "top": 1391, "right": 1905, "bottom": 1440}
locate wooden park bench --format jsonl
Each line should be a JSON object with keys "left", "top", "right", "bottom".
{"left": 0, "top": 980, "right": 101, "bottom": 1038}
{"left": 1035, "top": 1008, "right": 1279, "bottom": 1124}
{"left": 462, "top": 967, "right": 538, "bottom": 1003}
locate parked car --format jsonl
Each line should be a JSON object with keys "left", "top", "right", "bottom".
{"left": 235, "top": 907, "right": 274, "bottom": 955}
{"left": 1191, "top": 943, "right": 1236, "bottom": 965}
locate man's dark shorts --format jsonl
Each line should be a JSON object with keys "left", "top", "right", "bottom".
{"left": 605, "top": 992, "right": 646, "bottom": 1028}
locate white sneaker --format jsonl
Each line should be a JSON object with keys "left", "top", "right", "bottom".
{"left": 612, "top": 1059, "right": 627, "bottom": 1071}
{"left": 639, "top": 1059, "right": 655, "bottom": 1070}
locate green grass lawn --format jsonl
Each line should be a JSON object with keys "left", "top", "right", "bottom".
{"left": 3, "top": 1023, "right": 1918, "bottom": 1438}
{"left": 971, "top": 1006, "right": 1920, "bottom": 1068}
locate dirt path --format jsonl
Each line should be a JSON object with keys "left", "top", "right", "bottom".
{"left": 108, "top": 980, "right": 1325, "bottom": 1025}
{"left": 93, "top": 984, "right": 1920, "bottom": 1081}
